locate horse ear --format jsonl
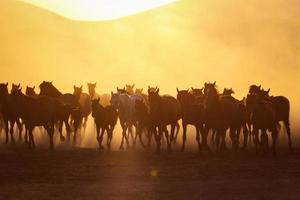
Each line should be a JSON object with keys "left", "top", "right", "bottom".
{"left": 5, "top": 82, "right": 8, "bottom": 86}
{"left": 213, "top": 81, "right": 216, "bottom": 86}
{"left": 73, "top": 85, "right": 76, "bottom": 90}
{"left": 140, "top": 88, "right": 143, "bottom": 92}
{"left": 111, "top": 91, "right": 113, "bottom": 96}
{"left": 132, "top": 84, "right": 135, "bottom": 87}
{"left": 204, "top": 83, "right": 207, "bottom": 87}
{"left": 267, "top": 88, "right": 270, "bottom": 93}
{"left": 17, "top": 83, "right": 20, "bottom": 88}
{"left": 50, "top": 81, "right": 53, "bottom": 84}
{"left": 97, "top": 97, "right": 100, "bottom": 102}
{"left": 123, "top": 87, "right": 125, "bottom": 90}
{"left": 156, "top": 88, "right": 159, "bottom": 94}
{"left": 33, "top": 86, "right": 35, "bottom": 89}
{"left": 117, "top": 87, "right": 120, "bottom": 91}
{"left": 191, "top": 87, "right": 194, "bottom": 90}
{"left": 200, "top": 87, "right": 203, "bottom": 92}
{"left": 148, "top": 86, "right": 150, "bottom": 90}
{"left": 258, "top": 85, "right": 261, "bottom": 89}
{"left": 177, "top": 88, "right": 179, "bottom": 93}
{"left": 80, "top": 86, "right": 82, "bottom": 90}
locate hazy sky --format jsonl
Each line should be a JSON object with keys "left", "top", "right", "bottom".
{"left": 22, "top": 0, "right": 176, "bottom": 20}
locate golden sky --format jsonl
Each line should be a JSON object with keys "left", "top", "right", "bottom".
{"left": 0, "top": 0, "right": 299, "bottom": 131}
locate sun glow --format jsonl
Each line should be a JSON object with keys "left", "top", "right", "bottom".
{"left": 21, "top": 0, "right": 177, "bottom": 21}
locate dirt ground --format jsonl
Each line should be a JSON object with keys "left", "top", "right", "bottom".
{"left": 0, "top": 145, "right": 300, "bottom": 200}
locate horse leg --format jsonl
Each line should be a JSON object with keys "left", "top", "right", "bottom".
{"left": 284, "top": 119, "right": 293, "bottom": 153}
{"left": 28, "top": 126, "right": 34, "bottom": 149}
{"left": 58, "top": 120, "right": 66, "bottom": 141}
{"left": 147, "top": 129, "right": 152, "bottom": 149}
{"left": 260, "top": 129, "right": 268, "bottom": 153}
{"left": 271, "top": 127, "right": 278, "bottom": 155}
{"left": 211, "top": 129, "right": 216, "bottom": 144}
{"left": 155, "top": 128, "right": 163, "bottom": 154}
{"left": 229, "top": 127, "right": 236, "bottom": 150}
{"left": 9, "top": 121, "right": 15, "bottom": 144}
{"left": 96, "top": 124, "right": 101, "bottom": 151}
{"left": 173, "top": 122, "right": 180, "bottom": 143}
{"left": 181, "top": 122, "right": 187, "bottom": 152}
{"left": 64, "top": 119, "right": 71, "bottom": 142}
{"left": 253, "top": 127, "right": 259, "bottom": 155}
{"left": 16, "top": 119, "right": 23, "bottom": 141}
{"left": 196, "top": 125, "right": 201, "bottom": 152}
{"left": 4, "top": 119, "right": 9, "bottom": 144}
{"left": 99, "top": 128, "right": 105, "bottom": 151}
{"left": 242, "top": 123, "right": 248, "bottom": 149}
{"left": 138, "top": 127, "right": 146, "bottom": 148}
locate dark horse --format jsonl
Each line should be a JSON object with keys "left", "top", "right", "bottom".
{"left": 10, "top": 88, "right": 58, "bottom": 149}
{"left": 246, "top": 92, "right": 278, "bottom": 154}
{"left": 0, "top": 83, "right": 23, "bottom": 144}
{"left": 73, "top": 85, "right": 92, "bottom": 133}
{"left": 135, "top": 99, "right": 156, "bottom": 149}
{"left": 177, "top": 88, "right": 206, "bottom": 152}
{"left": 39, "top": 81, "right": 81, "bottom": 143}
{"left": 25, "top": 86, "right": 36, "bottom": 96}
{"left": 148, "top": 87, "right": 181, "bottom": 153}
{"left": 91, "top": 98, "right": 118, "bottom": 151}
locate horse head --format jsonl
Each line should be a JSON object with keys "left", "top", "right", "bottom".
{"left": 87, "top": 82, "right": 96, "bottom": 96}
{"left": 249, "top": 84, "right": 261, "bottom": 94}
{"left": 73, "top": 85, "right": 83, "bottom": 99}
{"left": 223, "top": 88, "right": 234, "bottom": 96}
{"left": 204, "top": 81, "right": 217, "bottom": 96}
{"left": 177, "top": 88, "right": 194, "bottom": 106}
{"left": 25, "top": 86, "right": 36, "bottom": 96}
{"left": 260, "top": 88, "right": 270, "bottom": 97}
{"left": 0, "top": 83, "right": 9, "bottom": 100}
{"left": 110, "top": 91, "right": 120, "bottom": 108}
{"left": 125, "top": 84, "right": 135, "bottom": 95}
{"left": 135, "top": 88, "right": 143, "bottom": 94}
{"left": 190, "top": 87, "right": 204, "bottom": 97}
{"left": 11, "top": 83, "right": 21, "bottom": 93}
{"left": 117, "top": 87, "right": 126, "bottom": 94}
{"left": 148, "top": 86, "right": 160, "bottom": 110}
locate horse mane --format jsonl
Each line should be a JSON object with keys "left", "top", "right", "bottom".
{"left": 39, "top": 81, "right": 62, "bottom": 97}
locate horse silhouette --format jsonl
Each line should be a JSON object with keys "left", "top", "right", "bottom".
{"left": 39, "top": 81, "right": 81, "bottom": 143}
{"left": 73, "top": 85, "right": 91, "bottom": 133}
{"left": 25, "top": 86, "right": 36, "bottom": 96}
{"left": 148, "top": 87, "right": 181, "bottom": 153}
{"left": 246, "top": 92, "right": 278, "bottom": 154}
{"left": 10, "top": 87, "right": 59, "bottom": 149}
{"left": 91, "top": 98, "right": 117, "bottom": 151}
{"left": 87, "top": 82, "right": 110, "bottom": 106}
{"left": 260, "top": 88, "right": 292, "bottom": 152}
{"left": 177, "top": 88, "right": 206, "bottom": 152}
{"left": 135, "top": 99, "right": 157, "bottom": 149}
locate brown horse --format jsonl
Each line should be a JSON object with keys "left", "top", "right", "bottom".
{"left": 125, "top": 84, "right": 135, "bottom": 95}
{"left": 177, "top": 88, "right": 206, "bottom": 152}
{"left": 260, "top": 88, "right": 292, "bottom": 152}
{"left": 10, "top": 87, "right": 58, "bottom": 149}
{"left": 135, "top": 99, "right": 156, "bottom": 149}
{"left": 73, "top": 85, "right": 91, "bottom": 133}
{"left": 39, "top": 81, "right": 81, "bottom": 143}
{"left": 91, "top": 98, "right": 118, "bottom": 151}
{"left": 148, "top": 87, "right": 181, "bottom": 153}
{"left": 246, "top": 93, "right": 278, "bottom": 154}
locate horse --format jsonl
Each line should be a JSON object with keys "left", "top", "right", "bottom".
{"left": 177, "top": 88, "right": 206, "bottom": 152}
{"left": 87, "top": 82, "right": 110, "bottom": 106}
{"left": 91, "top": 98, "right": 118, "bottom": 151}
{"left": 260, "top": 88, "right": 292, "bottom": 152}
{"left": 9, "top": 83, "right": 23, "bottom": 141}
{"left": 10, "top": 87, "right": 58, "bottom": 149}
{"left": 73, "top": 85, "right": 92, "bottom": 133}
{"left": 148, "top": 87, "right": 181, "bottom": 153}
{"left": 110, "top": 91, "right": 145, "bottom": 149}
{"left": 246, "top": 93, "right": 278, "bottom": 154}
{"left": 39, "top": 81, "right": 81, "bottom": 143}
{"left": 25, "top": 86, "right": 36, "bottom": 96}
{"left": 135, "top": 99, "right": 156, "bottom": 149}
{"left": 203, "top": 82, "right": 228, "bottom": 152}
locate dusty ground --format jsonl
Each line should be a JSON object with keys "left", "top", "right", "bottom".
{"left": 0, "top": 145, "right": 300, "bottom": 200}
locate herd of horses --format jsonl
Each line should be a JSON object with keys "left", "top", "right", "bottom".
{"left": 0, "top": 81, "right": 293, "bottom": 154}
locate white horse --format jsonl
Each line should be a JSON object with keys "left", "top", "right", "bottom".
{"left": 110, "top": 92, "right": 145, "bottom": 149}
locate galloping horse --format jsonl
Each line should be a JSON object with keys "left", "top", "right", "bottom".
{"left": 73, "top": 86, "right": 91, "bottom": 133}
{"left": 148, "top": 87, "right": 181, "bottom": 153}
{"left": 177, "top": 88, "right": 206, "bottom": 152}
{"left": 110, "top": 91, "right": 145, "bottom": 149}
{"left": 10, "top": 88, "right": 58, "bottom": 149}
{"left": 91, "top": 98, "right": 118, "bottom": 151}
{"left": 39, "top": 81, "right": 81, "bottom": 143}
